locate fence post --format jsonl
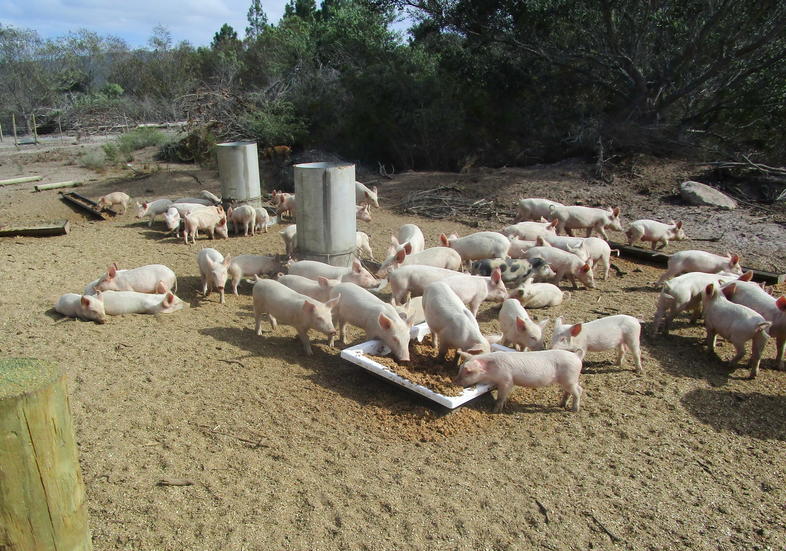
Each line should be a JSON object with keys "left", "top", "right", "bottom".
{"left": 12, "top": 114, "right": 18, "bottom": 148}
{"left": 32, "top": 113, "right": 39, "bottom": 145}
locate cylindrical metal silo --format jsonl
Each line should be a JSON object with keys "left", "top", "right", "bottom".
{"left": 216, "top": 142, "right": 262, "bottom": 208}
{"left": 294, "top": 162, "right": 357, "bottom": 267}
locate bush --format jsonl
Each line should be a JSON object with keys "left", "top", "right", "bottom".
{"left": 79, "top": 148, "right": 108, "bottom": 171}
{"left": 116, "top": 127, "right": 169, "bottom": 152}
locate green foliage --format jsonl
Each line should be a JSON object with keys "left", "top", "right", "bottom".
{"left": 101, "top": 128, "right": 170, "bottom": 165}
{"left": 242, "top": 99, "right": 308, "bottom": 146}
{"left": 79, "top": 148, "right": 108, "bottom": 170}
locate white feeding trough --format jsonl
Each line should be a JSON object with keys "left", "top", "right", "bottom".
{"left": 340, "top": 323, "right": 509, "bottom": 409}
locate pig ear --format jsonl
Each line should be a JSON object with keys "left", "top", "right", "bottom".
{"left": 365, "top": 191, "right": 371, "bottom": 200}
{"left": 325, "top": 294, "right": 341, "bottom": 310}
{"left": 515, "top": 316, "right": 527, "bottom": 332}
{"left": 612, "top": 207, "right": 620, "bottom": 216}
{"left": 107, "top": 265, "right": 117, "bottom": 278}
{"left": 318, "top": 276, "right": 329, "bottom": 288}
{"left": 143, "top": 201, "right": 148, "bottom": 208}
{"left": 570, "top": 323, "right": 582, "bottom": 337}
{"left": 536, "top": 235, "right": 545, "bottom": 246}
{"left": 554, "top": 316, "right": 563, "bottom": 328}
{"left": 223, "top": 255, "right": 232, "bottom": 266}
{"left": 164, "top": 292, "right": 174, "bottom": 306}
{"left": 705, "top": 283, "right": 715, "bottom": 296}
{"left": 155, "top": 280, "right": 167, "bottom": 294}
{"left": 218, "top": 217, "right": 227, "bottom": 226}
{"left": 439, "top": 233, "right": 448, "bottom": 246}
{"left": 464, "top": 348, "right": 485, "bottom": 356}
{"left": 80, "top": 296, "right": 90, "bottom": 306}
{"left": 378, "top": 313, "right": 393, "bottom": 330}
{"left": 722, "top": 283, "right": 736, "bottom": 299}
{"left": 404, "top": 242, "right": 412, "bottom": 255}
{"left": 538, "top": 318, "right": 550, "bottom": 329}
{"left": 738, "top": 270, "right": 754, "bottom": 282}
{"left": 581, "top": 263, "right": 591, "bottom": 273}
{"left": 730, "top": 253, "right": 739, "bottom": 264}
{"left": 675, "top": 221, "right": 683, "bottom": 229}
{"left": 302, "top": 301, "right": 316, "bottom": 314}
{"left": 457, "top": 350, "right": 474, "bottom": 360}
{"left": 549, "top": 219, "right": 559, "bottom": 227}
{"left": 491, "top": 267, "right": 501, "bottom": 283}
{"left": 352, "top": 259, "right": 362, "bottom": 273}
{"left": 372, "top": 186, "right": 377, "bottom": 193}
{"left": 390, "top": 235, "right": 399, "bottom": 246}
{"left": 394, "top": 248, "right": 407, "bottom": 263}
{"left": 775, "top": 296, "right": 786, "bottom": 311}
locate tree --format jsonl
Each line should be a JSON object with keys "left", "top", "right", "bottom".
{"left": 212, "top": 24, "right": 240, "bottom": 50}
{"left": 283, "top": 0, "right": 318, "bottom": 21}
{"left": 246, "top": 0, "right": 269, "bottom": 40}
{"left": 148, "top": 25, "right": 172, "bottom": 51}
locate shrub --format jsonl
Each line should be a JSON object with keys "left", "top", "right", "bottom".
{"left": 79, "top": 148, "right": 107, "bottom": 171}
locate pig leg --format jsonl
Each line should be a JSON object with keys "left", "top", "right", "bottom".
{"left": 268, "top": 314, "right": 279, "bottom": 331}
{"left": 616, "top": 344, "right": 626, "bottom": 366}
{"left": 219, "top": 287, "right": 225, "bottom": 305}
{"left": 297, "top": 329, "right": 313, "bottom": 355}
{"left": 560, "top": 383, "right": 582, "bottom": 412}
{"left": 657, "top": 238, "right": 668, "bottom": 250}
{"left": 469, "top": 299, "right": 481, "bottom": 317}
{"left": 232, "top": 276, "right": 240, "bottom": 296}
{"left": 254, "top": 309, "right": 263, "bottom": 335}
{"left": 706, "top": 329, "right": 717, "bottom": 354}
{"left": 596, "top": 226, "right": 609, "bottom": 240}
{"left": 727, "top": 339, "right": 747, "bottom": 366}
{"left": 625, "top": 335, "right": 643, "bottom": 372}
{"left": 201, "top": 274, "right": 209, "bottom": 297}
{"left": 339, "top": 320, "right": 349, "bottom": 344}
{"left": 493, "top": 382, "right": 513, "bottom": 413}
{"left": 585, "top": 227, "right": 593, "bottom": 238}
{"left": 776, "top": 335, "right": 784, "bottom": 370}
{"left": 602, "top": 254, "right": 610, "bottom": 280}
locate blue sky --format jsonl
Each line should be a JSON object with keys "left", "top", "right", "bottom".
{"left": 0, "top": 0, "right": 290, "bottom": 48}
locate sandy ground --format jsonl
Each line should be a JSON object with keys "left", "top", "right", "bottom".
{"left": 0, "top": 144, "right": 785, "bottom": 550}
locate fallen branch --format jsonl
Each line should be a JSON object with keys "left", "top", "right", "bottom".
{"left": 219, "top": 359, "right": 246, "bottom": 368}
{"left": 156, "top": 478, "right": 194, "bottom": 487}
{"left": 194, "top": 423, "right": 269, "bottom": 449}
{"left": 534, "top": 498, "right": 550, "bottom": 524}
{"left": 588, "top": 512, "right": 622, "bottom": 543}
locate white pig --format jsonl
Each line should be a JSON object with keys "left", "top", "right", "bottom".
{"left": 184, "top": 207, "right": 228, "bottom": 244}
{"left": 197, "top": 248, "right": 231, "bottom": 304}
{"left": 200, "top": 190, "right": 222, "bottom": 204}
{"left": 355, "top": 181, "right": 380, "bottom": 208}
{"left": 102, "top": 291, "right": 184, "bottom": 315}
{"left": 288, "top": 259, "right": 378, "bottom": 289}
{"left": 454, "top": 349, "right": 583, "bottom": 412}
{"left": 388, "top": 265, "right": 463, "bottom": 305}
{"left": 423, "top": 281, "right": 490, "bottom": 360}
{"left": 702, "top": 283, "right": 771, "bottom": 378}
{"left": 97, "top": 192, "right": 130, "bottom": 213}
{"left": 541, "top": 234, "right": 615, "bottom": 280}
{"left": 280, "top": 225, "right": 297, "bottom": 258}
{"left": 94, "top": 264, "right": 177, "bottom": 294}
{"left": 253, "top": 278, "right": 339, "bottom": 355}
{"left": 549, "top": 205, "right": 623, "bottom": 240}
{"left": 656, "top": 250, "right": 742, "bottom": 285}
{"left": 390, "top": 224, "right": 426, "bottom": 255}
{"left": 277, "top": 194, "right": 296, "bottom": 219}
{"left": 651, "top": 270, "right": 750, "bottom": 335}
{"left": 524, "top": 246, "right": 595, "bottom": 289}
{"left": 277, "top": 274, "right": 341, "bottom": 303}
{"left": 254, "top": 207, "right": 271, "bottom": 233}
{"left": 722, "top": 281, "right": 786, "bottom": 370}
{"left": 508, "top": 277, "right": 570, "bottom": 309}
{"left": 163, "top": 207, "right": 182, "bottom": 234}
{"left": 552, "top": 315, "right": 642, "bottom": 372}
{"left": 356, "top": 231, "right": 374, "bottom": 259}
{"left": 500, "top": 219, "right": 559, "bottom": 241}
{"left": 442, "top": 268, "right": 507, "bottom": 316}
{"left": 439, "top": 231, "right": 511, "bottom": 265}
{"left": 514, "top": 198, "right": 564, "bottom": 222}
{"left": 498, "top": 298, "right": 548, "bottom": 351}
{"left": 227, "top": 205, "right": 257, "bottom": 236}
{"left": 54, "top": 293, "right": 107, "bottom": 323}
{"left": 356, "top": 203, "right": 372, "bottom": 222}
{"left": 376, "top": 246, "right": 463, "bottom": 278}
{"left": 174, "top": 197, "right": 213, "bottom": 206}
{"left": 227, "top": 254, "right": 285, "bottom": 295}
{"left": 507, "top": 238, "right": 537, "bottom": 258}
{"left": 329, "top": 282, "right": 413, "bottom": 360}
{"left": 135, "top": 198, "right": 173, "bottom": 227}
{"left": 626, "top": 219, "right": 687, "bottom": 250}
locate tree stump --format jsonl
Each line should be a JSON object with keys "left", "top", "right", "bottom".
{"left": 0, "top": 358, "right": 92, "bottom": 550}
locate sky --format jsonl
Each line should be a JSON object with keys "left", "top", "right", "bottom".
{"left": 0, "top": 0, "right": 293, "bottom": 48}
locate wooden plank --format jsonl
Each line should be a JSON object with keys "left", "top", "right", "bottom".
{"left": 0, "top": 220, "right": 70, "bottom": 238}
{"left": 609, "top": 242, "right": 785, "bottom": 284}
{"left": 59, "top": 192, "right": 107, "bottom": 220}
{"left": 34, "top": 180, "right": 82, "bottom": 192}
{"left": 0, "top": 175, "right": 43, "bottom": 186}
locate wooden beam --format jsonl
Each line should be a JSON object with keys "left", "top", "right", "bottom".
{"left": 0, "top": 220, "right": 70, "bottom": 238}
{"left": 59, "top": 192, "right": 108, "bottom": 220}
{"left": 609, "top": 242, "right": 785, "bottom": 284}
{"left": 0, "top": 358, "right": 93, "bottom": 550}
{"left": 0, "top": 175, "right": 43, "bottom": 187}
{"left": 34, "top": 181, "right": 82, "bottom": 192}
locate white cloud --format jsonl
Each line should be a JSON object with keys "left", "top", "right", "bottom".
{"left": 1, "top": 0, "right": 288, "bottom": 47}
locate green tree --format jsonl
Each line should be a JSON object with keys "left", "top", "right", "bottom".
{"left": 246, "top": 0, "right": 269, "bottom": 40}
{"left": 283, "top": 0, "right": 318, "bottom": 21}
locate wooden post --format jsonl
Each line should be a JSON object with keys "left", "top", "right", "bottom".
{"left": 0, "top": 358, "right": 92, "bottom": 550}
{"left": 58, "top": 118, "right": 64, "bottom": 143}
{"left": 0, "top": 120, "right": 4, "bottom": 142}
{"left": 32, "top": 113, "right": 39, "bottom": 145}
{"left": 0, "top": 175, "right": 43, "bottom": 187}
{"left": 12, "top": 113, "right": 18, "bottom": 147}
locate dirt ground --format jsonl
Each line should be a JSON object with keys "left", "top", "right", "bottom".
{"left": 1, "top": 140, "right": 785, "bottom": 551}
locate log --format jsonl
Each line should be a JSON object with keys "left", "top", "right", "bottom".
{"left": 0, "top": 220, "right": 70, "bottom": 238}
{"left": 609, "top": 242, "right": 785, "bottom": 284}
{"left": 35, "top": 181, "right": 82, "bottom": 192}
{"left": 0, "top": 358, "right": 92, "bottom": 550}
{"left": 0, "top": 175, "right": 43, "bottom": 187}
{"left": 59, "top": 192, "right": 115, "bottom": 220}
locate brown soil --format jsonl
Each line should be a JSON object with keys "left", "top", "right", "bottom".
{"left": 366, "top": 340, "right": 464, "bottom": 396}
{"left": 1, "top": 141, "right": 785, "bottom": 550}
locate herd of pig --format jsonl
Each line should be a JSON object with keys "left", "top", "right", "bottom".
{"left": 55, "top": 188, "right": 785, "bottom": 414}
